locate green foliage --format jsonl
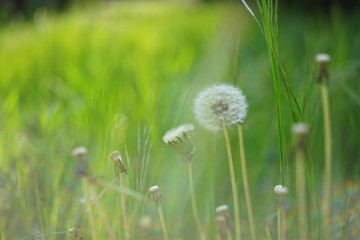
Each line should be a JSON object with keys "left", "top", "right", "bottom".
{"left": 0, "top": 1, "right": 359, "bottom": 239}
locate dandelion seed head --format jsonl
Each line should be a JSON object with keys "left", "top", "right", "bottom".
{"left": 193, "top": 84, "right": 248, "bottom": 131}
{"left": 162, "top": 124, "right": 194, "bottom": 144}
{"left": 274, "top": 185, "right": 288, "bottom": 196}
{"left": 292, "top": 122, "right": 309, "bottom": 136}
{"left": 315, "top": 53, "right": 331, "bottom": 64}
{"left": 163, "top": 124, "right": 195, "bottom": 161}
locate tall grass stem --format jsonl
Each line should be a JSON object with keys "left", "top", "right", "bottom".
{"left": 222, "top": 124, "right": 242, "bottom": 240}
{"left": 237, "top": 124, "right": 256, "bottom": 240}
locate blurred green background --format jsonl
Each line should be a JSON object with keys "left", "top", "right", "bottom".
{"left": 0, "top": 0, "right": 359, "bottom": 239}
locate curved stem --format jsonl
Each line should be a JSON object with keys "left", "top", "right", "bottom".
{"left": 222, "top": 124, "right": 242, "bottom": 240}
{"left": 238, "top": 124, "right": 256, "bottom": 240}
{"left": 187, "top": 162, "right": 206, "bottom": 240}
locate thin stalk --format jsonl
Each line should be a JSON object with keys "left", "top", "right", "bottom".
{"left": 187, "top": 162, "right": 206, "bottom": 240}
{"left": 295, "top": 145, "right": 307, "bottom": 240}
{"left": 222, "top": 124, "right": 242, "bottom": 240}
{"left": 226, "top": 228, "right": 233, "bottom": 240}
{"left": 88, "top": 185, "right": 117, "bottom": 240}
{"left": 320, "top": 83, "right": 332, "bottom": 239}
{"left": 277, "top": 207, "right": 281, "bottom": 240}
{"left": 157, "top": 206, "right": 169, "bottom": 240}
{"left": 119, "top": 174, "right": 130, "bottom": 239}
{"left": 237, "top": 124, "right": 256, "bottom": 240}
{"left": 82, "top": 179, "right": 97, "bottom": 240}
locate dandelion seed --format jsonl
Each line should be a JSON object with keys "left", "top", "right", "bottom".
{"left": 193, "top": 84, "right": 248, "bottom": 131}
{"left": 163, "top": 124, "right": 195, "bottom": 162}
{"left": 72, "top": 147, "right": 88, "bottom": 159}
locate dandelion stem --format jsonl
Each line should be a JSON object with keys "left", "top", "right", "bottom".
{"left": 277, "top": 206, "right": 281, "bottom": 240}
{"left": 119, "top": 174, "right": 130, "bottom": 239}
{"left": 237, "top": 124, "right": 256, "bottom": 240}
{"left": 88, "top": 185, "right": 117, "bottom": 240}
{"left": 320, "top": 83, "right": 332, "bottom": 239}
{"left": 222, "top": 124, "right": 242, "bottom": 240}
{"left": 295, "top": 142, "right": 307, "bottom": 240}
{"left": 187, "top": 162, "right": 206, "bottom": 240}
{"left": 82, "top": 179, "right": 97, "bottom": 240}
{"left": 157, "top": 205, "right": 169, "bottom": 240}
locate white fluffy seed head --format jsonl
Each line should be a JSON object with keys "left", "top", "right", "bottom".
{"left": 193, "top": 84, "right": 248, "bottom": 131}
{"left": 315, "top": 53, "right": 331, "bottom": 64}
{"left": 274, "top": 185, "right": 288, "bottom": 196}
{"left": 216, "top": 205, "right": 229, "bottom": 216}
{"left": 72, "top": 146, "right": 87, "bottom": 158}
{"left": 149, "top": 185, "right": 159, "bottom": 193}
{"left": 292, "top": 122, "right": 309, "bottom": 136}
{"left": 162, "top": 124, "right": 195, "bottom": 144}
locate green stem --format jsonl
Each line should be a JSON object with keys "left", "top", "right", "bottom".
{"left": 277, "top": 206, "right": 281, "bottom": 240}
{"left": 295, "top": 144, "right": 307, "bottom": 240}
{"left": 320, "top": 83, "right": 332, "bottom": 239}
{"left": 157, "top": 206, "right": 169, "bottom": 240}
{"left": 222, "top": 124, "right": 242, "bottom": 240}
{"left": 237, "top": 124, "right": 256, "bottom": 240}
{"left": 119, "top": 174, "right": 130, "bottom": 239}
{"left": 187, "top": 162, "right": 206, "bottom": 240}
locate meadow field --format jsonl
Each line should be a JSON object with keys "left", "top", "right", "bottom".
{"left": 0, "top": 1, "right": 359, "bottom": 239}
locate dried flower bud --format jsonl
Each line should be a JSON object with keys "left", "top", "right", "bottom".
{"left": 315, "top": 53, "right": 330, "bottom": 84}
{"left": 72, "top": 147, "right": 87, "bottom": 160}
{"left": 72, "top": 146, "right": 89, "bottom": 177}
{"left": 292, "top": 122, "right": 309, "bottom": 149}
{"left": 292, "top": 123, "right": 309, "bottom": 136}
{"left": 163, "top": 124, "right": 196, "bottom": 162}
{"left": 193, "top": 84, "right": 248, "bottom": 131}
{"left": 274, "top": 185, "right": 288, "bottom": 196}
{"left": 149, "top": 185, "right": 164, "bottom": 206}
{"left": 216, "top": 205, "right": 229, "bottom": 217}
{"left": 110, "top": 151, "right": 128, "bottom": 175}
{"left": 315, "top": 53, "right": 331, "bottom": 64}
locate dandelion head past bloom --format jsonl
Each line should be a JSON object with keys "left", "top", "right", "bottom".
{"left": 216, "top": 205, "right": 229, "bottom": 217}
{"left": 149, "top": 185, "right": 164, "bottom": 206}
{"left": 72, "top": 146, "right": 87, "bottom": 160}
{"left": 163, "top": 124, "right": 195, "bottom": 161}
{"left": 315, "top": 53, "right": 331, "bottom": 64}
{"left": 110, "top": 151, "right": 128, "bottom": 175}
{"left": 292, "top": 122, "right": 309, "bottom": 136}
{"left": 274, "top": 185, "right": 288, "bottom": 197}
{"left": 193, "top": 84, "right": 248, "bottom": 131}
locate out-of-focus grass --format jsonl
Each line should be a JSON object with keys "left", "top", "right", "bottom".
{"left": 0, "top": 1, "right": 359, "bottom": 239}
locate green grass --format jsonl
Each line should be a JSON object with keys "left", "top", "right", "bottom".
{"left": 0, "top": 1, "right": 359, "bottom": 239}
